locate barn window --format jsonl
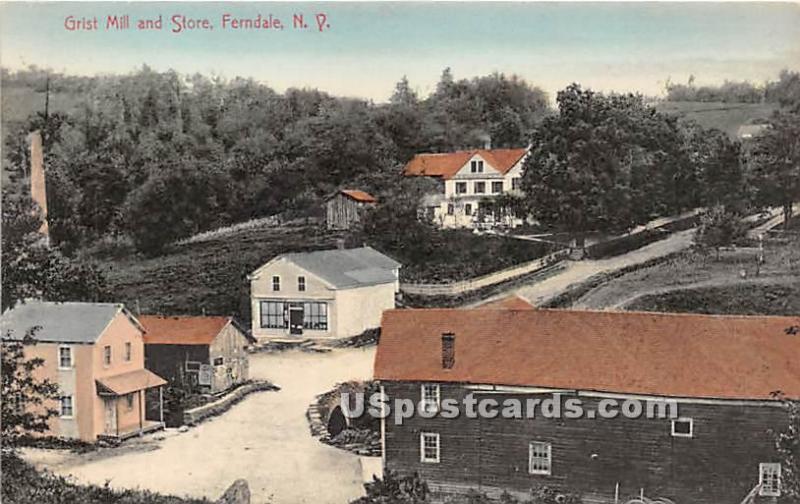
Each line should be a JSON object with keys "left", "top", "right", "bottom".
{"left": 60, "top": 396, "right": 74, "bottom": 418}
{"left": 260, "top": 301, "right": 286, "bottom": 329}
{"left": 58, "top": 346, "right": 73, "bottom": 369}
{"left": 272, "top": 276, "right": 281, "bottom": 291}
{"left": 671, "top": 418, "right": 693, "bottom": 438}
{"left": 298, "top": 276, "right": 306, "bottom": 292}
{"left": 759, "top": 463, "right": 781, "bottom": 497}
{"left": 529, "top": 441, "right": 552, "bottom": 475}
{"left": 302, "top": 302, "right": 328, "bottom": 330}
{"left": 420, "top": 384, "right": 440, "bottom": 413}
{"left": 455, "top": 182, "right": 467, "bottom": 194}
{"left": 420, "top": 432, "right": 440, "bottom": 463}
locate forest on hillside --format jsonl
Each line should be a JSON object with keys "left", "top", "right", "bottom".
{"left": 1, "top": 66, "right": 549, "bottom": 253}
{"left": 665, "top": 69, "right": 800, "bottom": 105}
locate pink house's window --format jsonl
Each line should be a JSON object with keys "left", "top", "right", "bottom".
{"left": 103, "top": 346, "right": 112, "bottom": 366}
{"left": 124, "top": 342, "right": 132, "bottom": 362}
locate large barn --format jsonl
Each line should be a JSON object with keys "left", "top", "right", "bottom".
{"left": 374, "top": 308, "right": 800, "bottom": 503}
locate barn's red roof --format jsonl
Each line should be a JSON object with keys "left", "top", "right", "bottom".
{"left": 403, "top": 148, "right": 527, "bottom": 180}
{"left": 140, "top": 315, "right": 232, "bottom": 345}
{"left": 374, "top": 309, "right": 800, "bottom": 401}
{"left": 475, "top": 295, "right": 535, "bottom": 310}
{"left": 340, "top": 189, "right": 377, "bottom": 203}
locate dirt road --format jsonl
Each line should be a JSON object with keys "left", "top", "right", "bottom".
{"left": 24, "top": 347, "right": 378, "bottom": 504}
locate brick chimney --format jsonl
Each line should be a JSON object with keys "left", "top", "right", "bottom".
{"left": 29, "top": 130, "right": 50, "bottom": 242}
{"left": 441, "top": 333, "right": 455, "bottom": 369}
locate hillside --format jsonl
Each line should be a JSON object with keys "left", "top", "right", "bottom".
{"left": 654, "top": 101, "right": 777, "bottom": 137}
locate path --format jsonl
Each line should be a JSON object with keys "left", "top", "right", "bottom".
{"left": 23, "top": 347, "right": 377, "bottom": 504}
{"left": 475, "top": 228, "right": 697, "bottom": 307}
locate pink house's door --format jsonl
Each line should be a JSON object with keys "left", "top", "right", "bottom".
{"left": 104, "top": 399, "right": 117, "bottom": 434}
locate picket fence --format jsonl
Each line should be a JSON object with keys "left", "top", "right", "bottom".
{"left": 400, "top": 248, "right": 570, "bottom": 297}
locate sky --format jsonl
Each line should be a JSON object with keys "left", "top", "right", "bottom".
{"left": 1, "top": 2, "right": 799, "bottom": 102}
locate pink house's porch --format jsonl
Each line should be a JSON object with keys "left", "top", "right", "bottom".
{"left": 96, "top": 368, "right": 167, "bottom": 440}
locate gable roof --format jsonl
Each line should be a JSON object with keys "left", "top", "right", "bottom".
{"left": 339, "top": 189, "right": 377, "bottom": 203}
{"left": 475, "top": 295, "right": 535, "bottom": 310}
{"left": 403, "top": 148, "right": 528, "bottom": 180}
{"left": 139, "top": 315, "right": 242, "bottom": 345}
{"left": 252, "top": 246, "right": 401, "bottom": 289}
{"left": 1, "top": 301, "right": 140, "bottom": 344}
{"left": 374, "top": 308, "right": 800, "bottom": 401}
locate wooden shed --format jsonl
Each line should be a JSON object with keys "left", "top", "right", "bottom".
{"left": 326, "top": 189, "right": 377, "bottom": 230}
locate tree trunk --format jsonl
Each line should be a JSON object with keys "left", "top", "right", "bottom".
{"left": 784, "top": 201, "right": 794, "bottom": 230}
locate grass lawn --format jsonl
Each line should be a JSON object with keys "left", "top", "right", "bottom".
{"left": 628, "top": 283, "right": 800, "bottom": 316}
{"left": 569, "top": 236, "right": 800, "bottom": 315}
{"left": 654, "top": 101, "right": 777, "bottom": 137}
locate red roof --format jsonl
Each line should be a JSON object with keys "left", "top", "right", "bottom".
{"left": 403, "top": 148, "right": 528, "bottom": 180}
{"left": 140, "top": 315, "right": 232, "bottom": 345}
{"left": 374, "top": 309, "right": 800, "bottom": 401}
{"left": 340, "top": 189, "right": 377, "bottom": 203}
{"left": 475, "top": 295, "right": 535, "bottom": 310}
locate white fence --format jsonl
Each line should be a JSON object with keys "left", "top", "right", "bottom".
{"left": 400, "top": 249, "right": 570, "bottom": 297}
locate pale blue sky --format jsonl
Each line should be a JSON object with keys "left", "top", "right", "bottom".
{"left": 1, "top": 2, "right": 799, "bottom": 101}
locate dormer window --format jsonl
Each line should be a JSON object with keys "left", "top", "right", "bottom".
{"left": 470, "top": 160, "right": 484, "bottom": 173}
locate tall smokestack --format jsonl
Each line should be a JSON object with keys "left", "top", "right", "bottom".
{"left": 29, "top": 130, "right": 50, "bottom": 243}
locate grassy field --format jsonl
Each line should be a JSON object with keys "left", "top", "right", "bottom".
{"left": 98, "top": 221, "right": 554, "bottom": 322}
{"left": 654, "top": 101, "right": 777, "bottom": 137}
{"left": 570, "top": 236, "right": 800, "bottom": 315}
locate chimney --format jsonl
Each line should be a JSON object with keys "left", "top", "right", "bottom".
{"left": 29, "top": 130, "right": 50, "bottom": 243}
{"left": 441, "top": 333, "right": 455, "bottom": 369}
{"left": 483, "top": 136, "right": 492, "bottom": 150}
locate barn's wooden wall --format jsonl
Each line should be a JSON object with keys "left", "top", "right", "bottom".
{"left": 382, "top": 381, "right": 789, "bottom": 503}
{"left": 327, "top": 194, "right": 365, "bottom": 230}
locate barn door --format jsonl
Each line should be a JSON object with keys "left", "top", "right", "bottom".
{"left": 289, "top": 306, "right": 304, "bottom": 335}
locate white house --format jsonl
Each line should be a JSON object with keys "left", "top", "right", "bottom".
{"left": 248, "top": 247, "right": 400, "bottom": 342}
{"left": 403, "top": 147, "right": 529, "bottom": 228}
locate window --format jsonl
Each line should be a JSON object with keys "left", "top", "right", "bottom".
{"left": 213, "top": 357, "right": 224, "bottom": 366}
{"left": 298, "top": 276, "right": 306, "bottom": 292}
{"left": 60, "top": 396, "right": 74, "bottom": 418}
{"left": 492, "top": 181, "right": 504, "bottom": 193}
{"left": 124, "top": 342, "right": 132, "bottom": 362}
{"left": 470, "top": 160, "right": 484, "bottom": 173}
{"left": 447, "top": 203, "right": 454, "bottom": 216}
{"left": 303, "top": 302, "right": 328, "bottom": 330}
{"left": 465, "top": 204, "right": 473, "bottom": 216}
{"left": 671, "top": 418, "right": 693, "bottom": 438}
{"left": 529, "top": 441, "right": 552, "bottom": 475}
{"left": 186, "top": 361, "right": 201, "bottom": 372}
{"left": 512, "top": 177, "right": 521, "bottom": 191}
{"left": 260, "top": 301, "right": 286, "bottom": 329}
{"left": 455, "top": 182, "right": 467, "bottom": 194}
{"left": 760, "top": 463, "right": 781, "bottom": 497}
{"left": 421, "top": 384, "right": 440, "bottom": 413}
{"left": 58, "top": 346, "right": 72, "bottom": 369}
{"left": 125, "top": 393, "right": 134, "bottom": 411}
{"left": 474, "top": 181, "right": 486, "bottom": 194}
{"left": 103, "top": 346, "right": 111, "bottom": 366}
{"left": 272, "top": 276, "right": 281, "bottom": 291}
{"left": 420, "top": 432, "right": 440, "bottom": 463}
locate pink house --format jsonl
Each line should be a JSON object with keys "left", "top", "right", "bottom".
{"left": 1, "top": 301, "right": 167, "bottom": 442}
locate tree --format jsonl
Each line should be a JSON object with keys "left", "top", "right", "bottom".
{"left": 748, "top": 110, "right": 800, "bottom": 229}
{"left": 1, "top": 190, "right": 109, "bottom": 311}
{"left": 521, "top": 84, "right": 692, "bottom": 245}
{"left": 695, "top": 205, "right": 747, "bottom": 260}
{"left": 1, "top": 328, "right": 61, "bottom": 441}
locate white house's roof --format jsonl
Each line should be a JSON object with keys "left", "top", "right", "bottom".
{"left": 254, "top": 246, "right": 400, "bottom": 289}
{"left": 1, "top": 300, "right": 139, "bottom": 344}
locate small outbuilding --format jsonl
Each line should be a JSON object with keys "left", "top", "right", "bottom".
{"left": 140, "top": 315, "right": 253, "bottom": 395}
{"left": 326, "top": 189, "right": 377, "bottom": 230}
